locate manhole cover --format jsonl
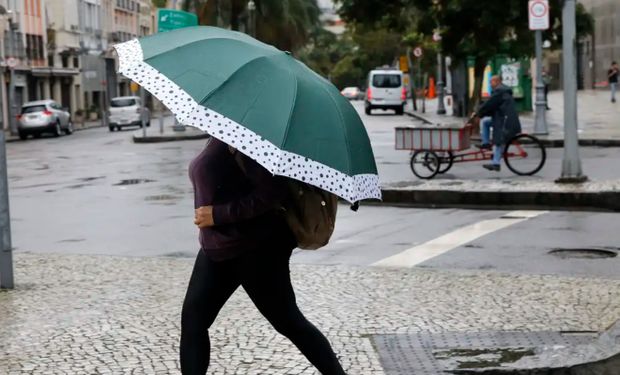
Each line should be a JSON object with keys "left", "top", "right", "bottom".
{"left": 549, "top": 248, "right": 617, "bottom": 259}
{"left": 114, "top": 178, "right": 154, "bottom": 186}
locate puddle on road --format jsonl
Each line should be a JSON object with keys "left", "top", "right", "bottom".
{"left": 57, "top": 238, "right": 86, "bottom": 243}
{"left": 79, "top": 176, "right": 105, "bottom": 182}
{"left": 114, "top": 178, "right": 155, "bottom": 186}
{"left": 434, "top": 347, "right": 535, "bottom": 369}
{"left": 144, "top": 194, "right": 181, "bottom": 204}
{"left": 162, "top": 251, "right": 194, "bottom": 258}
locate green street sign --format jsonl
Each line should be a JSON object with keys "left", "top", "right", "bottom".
{"left": 157, "top": 9, "right": 198, "bottom": 32}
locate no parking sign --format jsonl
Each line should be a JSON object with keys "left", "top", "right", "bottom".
{"left": 529, "top": 0, "right": 549, "bottom": 30}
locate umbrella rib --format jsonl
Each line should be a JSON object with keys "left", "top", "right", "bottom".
{"left": 317, "top": 84, "right": 352, "bottom": 174}
{"left": 279, "top": 63, "right": 298, "bottom": 153}
{"left": 196, "top": 54, "right": 274, "bottom": 105}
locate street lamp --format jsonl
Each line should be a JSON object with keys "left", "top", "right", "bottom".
{"left": 247, "top": 0, "right": 256, "bottom": 38}
{"left": 0, "top": 4, "right": 14, "bottom": 289}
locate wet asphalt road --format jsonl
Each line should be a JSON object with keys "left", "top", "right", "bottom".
{"left": 4, "top": 108, "right": 620, "bottom": 280}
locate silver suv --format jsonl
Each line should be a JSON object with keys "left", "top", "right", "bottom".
{"left": 17, "top": 100, "right": 73, "bottom": 140}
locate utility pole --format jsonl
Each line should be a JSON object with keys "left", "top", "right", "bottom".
{"left": 247, "top": 0, "right": 256, "bottom": 38}
{"left": 533, "top": 29, "right": 548, "bottom": 134}
{"left": 7, "top": 18, "right": 17, "bottom": 136}
{"left": 0, "top": 6, "right": 13, "bottom": 289}
{"left": 557, "top": 0, "right": 586, "bottom": 183}
{"left": 436, "top": 51, "right": 446, "bottom": 115}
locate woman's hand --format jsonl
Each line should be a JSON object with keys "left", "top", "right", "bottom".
{"left": 194, "top": 206, "right": 214, "bottom": 228}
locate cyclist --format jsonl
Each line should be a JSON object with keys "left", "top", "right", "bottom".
{"left": 472, "top": 75, "right": 522, "bottom": 171}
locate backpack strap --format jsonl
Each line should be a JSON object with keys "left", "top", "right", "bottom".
{"left": 228, "top": 146, "right": 247, "bottom": 175}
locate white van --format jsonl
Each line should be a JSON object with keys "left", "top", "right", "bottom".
{"left": 364, "top": 69, "right": 406, "bottom": 115}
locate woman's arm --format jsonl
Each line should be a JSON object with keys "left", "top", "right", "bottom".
{"left": 210, "top": 153, "right": 284, "bottom": 225}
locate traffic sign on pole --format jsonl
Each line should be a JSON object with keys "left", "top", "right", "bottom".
{"left": 6, "top": 57, "right": 17, "bottom": 68}
{"left": 413, "top": 47, "right": 423, "bottom": 58}
{"left": 157, "top": 9, "right": 198, "bottom": 33}
{"left": 529, "top": 0, "right": 550, "bottom": 30}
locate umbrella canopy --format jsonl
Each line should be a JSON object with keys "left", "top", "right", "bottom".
{"left": 114, "top": 26, "right": 380, "bottom": 203}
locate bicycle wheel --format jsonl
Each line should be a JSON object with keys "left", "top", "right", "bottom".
{"left": 437, "top": 151, "right": 454, "bottom": 174}
{"left": 504, "top": 134, "right": 546, "bottom": 175}
{"left": 410, "top": 151, "right": 440, "bottom": 179}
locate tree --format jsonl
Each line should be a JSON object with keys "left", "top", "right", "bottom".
{"left": 151, "top": 0, "right": 167, "bottom": 7}
{"left": 337, "top": 0, "right": 594, "bottom": 112}
{"left": 182, "top": 0, "right": 320, "bottom": 52}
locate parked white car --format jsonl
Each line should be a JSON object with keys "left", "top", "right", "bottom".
{"left": 364, "top": 69, "right": 406, "bottom": 115}
{"left": 17, "top": 100, "right": 73, "bottom": 140}
{"left": 108, "top": 96, "right": 150, "bottom": 131}
{"left": 341, "top": 86, "right": 363, "bottom": 100}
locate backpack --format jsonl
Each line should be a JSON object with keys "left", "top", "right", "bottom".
{"left": 231, "top": 148, "right": 338, "bottom": 250}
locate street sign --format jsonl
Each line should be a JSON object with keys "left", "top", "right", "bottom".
{"left": 413, "top": 47, "right": 423, "bottom": 58}
{"left": 529, "top": 0, "right": 549, "bottom": 30}
{"left": 6, "top": 57, "right": 17, "bottom": 68}
{"left": 399, "top": 55, "right": 409, "bottom": 72}
{"left": 157, "top": 9, "right": 198, "bottom": 33}
{"left": 432, "top": 32, "right": 442, "bottom": 42}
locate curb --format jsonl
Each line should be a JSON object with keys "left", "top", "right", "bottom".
{"left": 133, "top": 132, "right": 210, "bottom": 143}
{"left": 4, "top": 123, "right": 105, "bottom": 143}
{"left": 378, "top": 189, "right": 620, "bottom": 212}
{"left": 404, "top": 110, "right": 433, "bottom": 124}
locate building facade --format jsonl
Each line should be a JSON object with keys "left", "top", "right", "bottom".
{"left": 579, "top": 0, "right": 620, "bottom": 89}
{"left": 0, "top": 0, "right": 163, "bottom": 129}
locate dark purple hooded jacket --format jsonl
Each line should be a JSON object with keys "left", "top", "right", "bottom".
{"left": 189, "top": 138, "right": 294, "bottom": 261}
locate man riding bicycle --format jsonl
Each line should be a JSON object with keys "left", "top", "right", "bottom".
{"left": 471, "top": 75, "right": 522, "bottom": 171}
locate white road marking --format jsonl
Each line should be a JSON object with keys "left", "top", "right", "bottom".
{"left": 372, "top": 210, "right": 548, "bottom": 268}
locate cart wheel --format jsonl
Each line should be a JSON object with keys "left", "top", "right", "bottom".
{"left": 503, "top": 134, "right": 546, "bottom": 176}
{"left": 410, "top": 151, "right": 440, "bottom": 179}
{"left": 437, "top": 151, "right": 454, "bottom": 174}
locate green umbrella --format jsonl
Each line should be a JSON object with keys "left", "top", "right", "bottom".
{"left": 114, "top": 26, "right": 380, "bottom": 203}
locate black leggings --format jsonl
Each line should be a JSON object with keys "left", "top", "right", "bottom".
{"left": 180, "top": 246, "right": 347, "bottom": 375}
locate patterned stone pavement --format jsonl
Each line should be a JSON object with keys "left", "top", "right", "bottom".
{"left": 1, "top": 252, "right": 619, "bottom": 374}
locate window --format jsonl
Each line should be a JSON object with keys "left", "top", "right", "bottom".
{"left": 110, "top": 98, "right": 137, "bottom": 107}
{"left": 21, "top": 105, "right": 46, "bottom": 114}
{"left": 61, "top": 54, "right": 68, "bottom": 68}
{"left": 73, "top": 57, "right": 79, "bottom": 68}
{"left": 25, "top": 34, "right": 44, "bottom": 62}
{"left": 372, "top": 74, "right": 402, "bottom": 88}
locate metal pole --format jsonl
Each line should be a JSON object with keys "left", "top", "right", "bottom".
{"left": 557, "top": 0, "right": 586, "bottom": 183}
{"left": 0, "top": 16, "right": 7, "bottom": 133}
{"left": 140, "top": 86, "right": 146, "bottom": 137}
{"left": 159, "top": 110, "right": 163, "bottom": 134}
{"left": 533, "top": 30, "right": 548, "bottom": 134}
{"left": 247, "top": 1, "right": 256, "bottom": 37}
{"left": 437, "top": 51, "right": 446, "bottom": 114}
{"left": 7, "top": 24, "right": 16, "bottom": 136}
{"left": 407, "top": 47, "right": 417, "bottom": 111}
{"left": 0, "top": 130, "right": 14, "bottom": 289}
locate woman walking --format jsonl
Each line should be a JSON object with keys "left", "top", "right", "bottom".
{"left": 180, "top": 137, "right": 347, "bottom": 374}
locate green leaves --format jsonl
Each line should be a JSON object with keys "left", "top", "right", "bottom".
{"left": 181, "top": 0, "right": 320, "bottom": 52}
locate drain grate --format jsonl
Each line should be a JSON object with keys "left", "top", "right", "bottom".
{"left": 549, "top": 248, "right": 617, "bottom": 259}
{"left": 114, "top": 178, "right": 154, "bottom": 186}
{"left": 371, "top": 331, "right": 595, "bottom": 375}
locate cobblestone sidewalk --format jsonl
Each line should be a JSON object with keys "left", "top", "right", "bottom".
{"left": 1, "top": 253, "right": 619, "bottom": 374}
